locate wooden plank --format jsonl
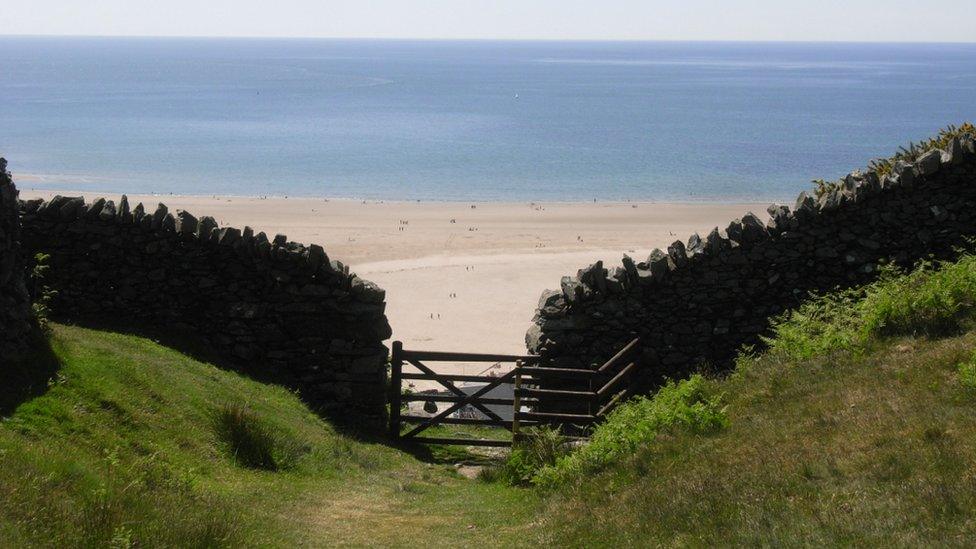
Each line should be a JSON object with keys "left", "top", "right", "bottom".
{"left": 597, "top": 338, "right": 641, "bottom": 374}
{"left": 515, "top": 387, "right": 597, "bottom": 400}
{"left": 399, "top": 415, "right": 538, "bottom": 427}
{"left": 406, "top": 358, "right": 505, "bottom": 423}
{"left": 596, "top": 361, "right": 637, "bottom": 400}
{"left": 407, "top": 437, "right": 512, "bottom": 448}
{"left": 402, "top": 394, "right": 526, "bottom": 406}
{"left": 401, "top": 372, "right": 512, "bottom": 383}
{"left": 399, "top": 350, "right": 540, "bottom": 363}
{"left": 516, "top": 411, "right": 598, "bottom": 423}
{"left": 597, "top": 387, "right": 633, "bottom": 417}
{"left": 389, "top": 341, "right": 403, "bottom": 439}
{"left": 518, "top": 366, "right": 596, "bottom": 378}
{"left": 401, "top": 369, "right": 519, "bottom": 439}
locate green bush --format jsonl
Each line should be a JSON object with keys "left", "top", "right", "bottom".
{"left": 532, "top": 375, "right": 727, "bottom": 489}
{"left": 214, "top": 404, "right": 307, "bottom": 471}
{"left": 762, "top": 285, "right": 867, "bottom": 360}
{"left": 958, "top": 357, "right": 976, "bottom": 390}
{"left": 861, "top": 256, "right": 976, "bottom": 337}
{"left": 483, "top": 426, "right": 569, "bottom": 486}
{"left": 765, "top": 255, "right": 976, "bottom": 361}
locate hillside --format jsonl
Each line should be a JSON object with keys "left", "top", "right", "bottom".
{"left": 5, "top": 255, "right": 976, "bottom": 546}
{"left": 530, "top": 257, "right": 976, "bottom": 546}
{"left": 0, "top": 325, "right": 535, "bottom": 547}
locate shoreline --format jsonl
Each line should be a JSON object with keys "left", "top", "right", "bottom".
{"left": 19, "top": 187, "right": 768, "bottom": 385}
{"left": 12, "top": 177, "right": 798, "bottom": 207}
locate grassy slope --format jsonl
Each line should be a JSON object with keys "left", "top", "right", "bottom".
{"left": 536, "top": 327, "right": 976, "bottom": 546}
{"left": 7, "top": 266, "right": 976, "bottom": 546}
{"left": 0, "top": 324, "right": 536, "bottom": 548}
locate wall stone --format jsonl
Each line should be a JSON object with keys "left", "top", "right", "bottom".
{"left": 528, "top": 134, "right": 976, "bottom": 388}
{"left": 19, "top": 195, "right": 392, "bottom": 423}
{"left": 0, "top": 159, "right": 33, "bottom": 360}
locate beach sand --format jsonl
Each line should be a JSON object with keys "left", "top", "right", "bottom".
{"left": 19, "top": 188, "right": 767, "bottom": 378}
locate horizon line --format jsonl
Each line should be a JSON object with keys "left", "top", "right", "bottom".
{"left": 1, "top": 33, "right": 975, "bottom": 45}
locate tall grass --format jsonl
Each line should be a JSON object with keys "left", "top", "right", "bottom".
{"left": 481, "top": 426, "right": 569, "bottom": 485}
{"left": 214, "top": 403, "right": 308, "bottom": 471}
{"left": 535, "top": 256, "right": 976, "bottom": 545}
{"left": 765, "top": 255, "right": 976, "bottom": 360}
{"left": 531, "top": 375, "right": 727, "bottom": 488}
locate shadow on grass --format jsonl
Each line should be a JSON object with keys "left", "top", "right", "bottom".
{"left": 0, "top": 328, "right": 62, "bottom": 416}
{"left": 42, "top": 315, "right": 397, "bottom": 439}
{"left": 36, "top": 316, "right": 507, "bottom": 464}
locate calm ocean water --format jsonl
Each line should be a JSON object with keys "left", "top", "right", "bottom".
{"left": 1, "top": 37, "right": 974, "bottom": 202}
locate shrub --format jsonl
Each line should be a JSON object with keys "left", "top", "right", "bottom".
{"left": 214, "top": 404, "right": 307, "bottom": 471}
{"left": 762, "top": 285, "right": 867, "bottom": 360}
{"left": 764, "top": 255, "right": 976, "bottom": 360}
{"left": 533, "top": 375, "right": 727, "bottom": 488}
{"left": 484, "top": 426, "right": 569, "bottom": 486}
{"left": 958, "top": 357, "right": 976, "bottom": 390}
{"left": 861, "top": 256, "right": 976, "bottom": 337}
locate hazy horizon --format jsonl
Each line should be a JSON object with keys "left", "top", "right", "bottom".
{"left": 1, "top": 0, "right": 973, "bottom": 43}
{"left": 2, "top": 34, "right": 975, "bottom": 45}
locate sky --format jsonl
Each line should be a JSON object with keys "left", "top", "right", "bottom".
{"left": 0, "top": 0, "right": 974, "bottom": 42}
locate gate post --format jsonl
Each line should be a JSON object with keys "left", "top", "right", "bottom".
{"left": 512, "top": 360, "right": 522, "bottom": 445}
{"left": 389, "top": 341, "right": 403, "bottom": 440}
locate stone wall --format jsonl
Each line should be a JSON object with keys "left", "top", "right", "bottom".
{"left": 19, "top": 195, "right": 392, "bottom": 423}
{"left": 527, "top": 134, "right": 976, "bottom": 388}
{"left": 0, "top": 159, "right": 33, "bottom": 360}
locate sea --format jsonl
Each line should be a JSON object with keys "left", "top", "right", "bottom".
{"left": 1, "top": 37, "right": 974, "bottom": 202}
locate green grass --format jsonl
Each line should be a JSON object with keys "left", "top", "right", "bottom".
{"left": 764, "top": 255, "right": 976, "bottom": 360}
{"left": 8, "top": 252, "right": 976, "bottom": 546}
{"left": 0, "top": 324, "right": 537, "bottom": 548}
{"left": 528, "top": 255, "right": 976, "bottom": 546}
{"left": 532, "top": 375, "right": 727, "bottom": 489}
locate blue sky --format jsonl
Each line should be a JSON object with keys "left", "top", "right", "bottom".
{"left": 1, "top": 0, "right": 973, "bottom": 42}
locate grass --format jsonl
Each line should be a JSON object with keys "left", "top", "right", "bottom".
{"left": 527, "top": 255, "right": 976, "bottom": 546}
{"left": 532, "top": 375, "right": 727, "bottom": 489}
{"left": 764, "top": 255, "right": 976, "bottom": 360}
{"left": 7, "top": 252, "right": 976, "bottom": 545}
{"left": 0, "top": 324, "right": 537, "bottom": 548}
{"left": 534, "top": 333, "right": 976, "bottom": 546}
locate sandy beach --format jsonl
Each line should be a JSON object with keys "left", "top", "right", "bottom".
{"left": 19, "top": 187, "right": 767, "bottom": 374}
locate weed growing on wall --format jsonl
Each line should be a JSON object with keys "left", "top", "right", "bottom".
{"left": 814, "top": 122, "right": 975, "bottom": 198}
{"left": 28, "top": 252, "right": 57, "bottom": 333}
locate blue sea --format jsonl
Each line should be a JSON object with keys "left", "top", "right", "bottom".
{"left": 1, "top": 37, "right": 974, "bottom": 202}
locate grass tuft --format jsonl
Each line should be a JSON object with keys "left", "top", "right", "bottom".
{"left": 214, "top": 403, "right": 307, "bottom": 471}
{"left": 481, "top": 426, "right": 569, "bottom": 485}
{"left": 957, "top": 355, "right": 976, "bottom": 390}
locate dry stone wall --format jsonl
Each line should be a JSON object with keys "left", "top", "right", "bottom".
{"left": 19, "top": 194, "right": 392, "bottom": 423}
{"left": 0, "top": 159, "right": 32, "bottom": 360}
{"left": 527, "top": 134, "right": 976, "bottom": 389}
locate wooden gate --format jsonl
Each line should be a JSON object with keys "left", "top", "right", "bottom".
{"left": 389, "top": 338, "right": 641, "bottom": 447}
